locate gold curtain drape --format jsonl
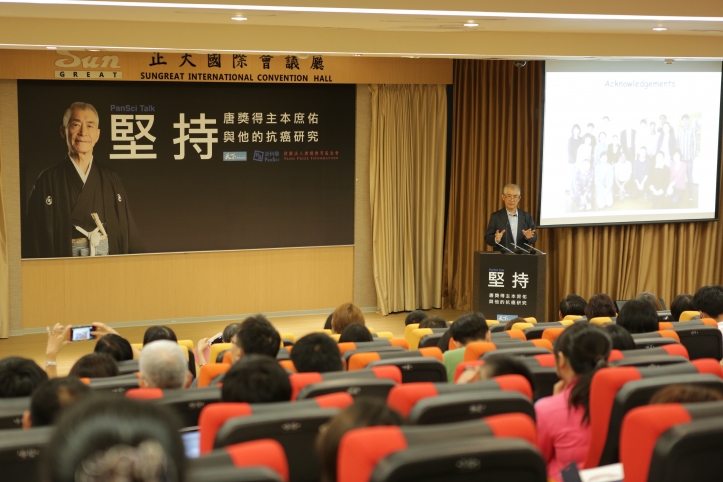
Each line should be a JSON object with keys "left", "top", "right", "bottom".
{"left": 0, "top": 115, "right": 8, "bottom": 338}
{"left": 370, "top": 84, "right": 447, "bottom": 315}
{"left": 443, "top": 60, "right": 723, "bottom": 319}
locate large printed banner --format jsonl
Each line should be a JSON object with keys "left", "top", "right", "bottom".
{"left": 19, "top": 80, "right": 356, "bottom": 258}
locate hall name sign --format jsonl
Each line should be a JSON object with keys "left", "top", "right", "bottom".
{"left": 0, "top": 50, "right": 452, "bottom": 84}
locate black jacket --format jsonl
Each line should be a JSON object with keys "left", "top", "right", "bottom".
{"left": 484, "top": 208, "right": 537, "bottom": 252}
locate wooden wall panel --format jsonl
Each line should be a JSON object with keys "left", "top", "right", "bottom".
{"left": 21, "top": 246, "right": 354, "bottom": 329}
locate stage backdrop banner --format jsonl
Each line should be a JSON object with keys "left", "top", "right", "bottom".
{"left": 19, "top": 80, "right": 355, "bottom": 258}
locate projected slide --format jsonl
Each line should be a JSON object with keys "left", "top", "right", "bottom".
{"left": 539, "top": 61, "right": 722, "bottom": 227}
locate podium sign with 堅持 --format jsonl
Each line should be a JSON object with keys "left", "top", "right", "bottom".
{"left": 472, "top": 251, "right": 547, "bottom": 323}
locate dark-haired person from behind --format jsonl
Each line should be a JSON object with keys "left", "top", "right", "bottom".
{"left": 603, "top": 324, "right": 636, "bottom": 351}
{"left": 535, "top": 323, "right": 611, "bottom": 482}
{"left": 316, "top": 398, "right": 403, "bottom": 482}
{"left": 230, "top": 314, "right": 281, "bottom": 363}
{"left": 616, "top": 298, "right": 658, "bottom": 334}
{"left": 95, "top": 333, "right": 134, "bottom": 362}
{"left": 291, "top": 333, "right": 343, "bottom": 373}
{"left": 638, "top": 291, "right": 663, "bottom": 311}
{"left": 650, "top": 384, "right": 723, "bottom": 404}
{"left": 693, "top": 285, "right": 723, "bottom": 322}
{"left": 405, "top": 310, "right": 428, "bottom": 326}
{"left": 419, "top": 316, "right": 448, "bottom": 329}
{"left": 444, "top": 313, "right": 490, "bottom": 382}
{"left": 23, "top": 377, "right": 90, "bottom": 428}
{"left": 339, "top": 323, "right": 373, "bottom": 343}
{"left": 0, "top": 357, "right": 48, "bottom": 398}
{"left": 559, "top": 294, "right": 587, "bottom": 320}
{"left": 584, "top": 293, "right": 617, "bottom": 320}
{"left": 69, "top": 353, "right": 119, "bottom": 379}
{"left": 222, "top": 354, "right": 292, "bottom": 404}
{"left": 43, "top": 395, "right": 186, "bottom": 482}
{"left": 456, "top": 353, "right": 535, "bottom": 392}
{"left": 142, "top": 325, "right": 178, "bottom": 345}
{"left": 504, "top": 317, "right": 527, "bottom": 331}
{"left": 670, "top": 293, "right": 696, "bottom": 321}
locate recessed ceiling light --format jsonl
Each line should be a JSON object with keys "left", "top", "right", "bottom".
{"left": 353, "top": 54, "right": 362, "bottom": 57}
{"left": 464, "top": 22, "right": 479, "bottom": 27}
{"left": 231, "top": 16, "right": 247, "bottom": 21}
{"left": 88, "top": 48, "right": 101, "bottom": 51}
{"left": 46, "top": 46, "right": 57, "bottom": 49}
{"left": 653, "top": 27, "right": 667, "bottom": 31}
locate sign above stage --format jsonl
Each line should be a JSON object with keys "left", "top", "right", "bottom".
{"left": 0, "top": 49, "right": 452, "bottom": 84}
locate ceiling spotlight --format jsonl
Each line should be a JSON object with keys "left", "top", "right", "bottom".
{"left": 652, "top": 27, "right": 667, "bottom": 31}
{"left": 231, "top": 16, "right": 247, "bottom": 21}
{"left": 354, "top": 54, "right": 362, "bottom": 57}
{"left": 464, "top": 22, "right": 479, "bottom": 27}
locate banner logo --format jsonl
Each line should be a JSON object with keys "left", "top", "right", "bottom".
{"left": 54, "top": 50, "right": 123, "bottom": 79}
{"left": 223, "top": 152, "right": 247, "bottom": 161}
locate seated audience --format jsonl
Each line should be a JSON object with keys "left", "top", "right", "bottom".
{"left": 638, "top": 291, "right": 664, "bottom": 311}
{"left": 95, "top": 333, "right": 135, "bottom": 362}
{"left": 142, "top": 325, "right": 178, "bottom": 345}
{"left": 443, "top": 313, "right": 490, "bottom": 382}
{"left": 221, "top": 355, "right": 292, "bottom": 404}
{"left": 291, "top": 333, "right": 344, "bottom": 373}
{"left": 43, "top": 395, "right": 186, "bottom": 482}
{"left": 0, "top": 356, "right": 48, "bottom": 398}
{"left": 693, "top": 285, "right": 723, "bottom": 322}
{"left": 404, "top": 310, "right": 428, "bottom": 326}
{"left": 69, "top": 353, "right": 119, "bottom": 379}
{"left": 603, "top": 324, "right": 636, "bottom": 351}
{"left": 650, "top": 384, "right": 723, "bottom": 404}
{"left": 584, "top": 293, "right": 617, "bottom": 319}
{"left": 339, "top": 323, "right": 373, "bottom": 343}
{"left": 616, "top": 298, "right": 658, "bottom": 334}
{"left": 436, "top": 329, "right": 453, "bottom": 354}
{"left": 559, "top": 294, "right": 587, "bottom": 320}
{"left": 195, "top": 322, "right": 243, "bottom": 366}
{"left": 330, "top": 302, "right": 366, "bottom": 335}
{"left": 535, "top": 323, "right": 611, "bottom": 482}
{"left": 316, "top": 398, "right": 403, "bottom": 482}
{"left": 504, "top": 317, "right": 527, "bottom": 331}
{"left": 23, "top": 377, "right": 90, "bottom": 428}
{"left": 418, "top": 316, "right": 448, "bottom": 329}
{"left": 139, "top": 340, "right": 191, "bottom": 389}
{"left": 670, "top": 293, "right": 696, "bottom": 321}
{"left": 230, "top": 314, "right": 282, "bottom": 363}
{"left": 456, "top": 353, "right": 536, "bottom": 391}
{"left": 323, "top": 313, "right": 333, "bottom": 330}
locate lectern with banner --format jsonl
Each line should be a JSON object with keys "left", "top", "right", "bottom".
{"left": 472, "top": 252, "right": 547, "bottom": 323}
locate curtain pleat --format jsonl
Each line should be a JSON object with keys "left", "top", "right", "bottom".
{"left": 0, "top": 121, "right": 8, "bottom": 338}
{"left": 444, "top": 59, "right": 723, "bottom": 319}
{"left": 370, "top": 84, "right": 447, "bottom": 315}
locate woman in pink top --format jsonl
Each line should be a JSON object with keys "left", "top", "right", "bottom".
{"left": 535, "top": 323, "right": 612, "bottom": 482}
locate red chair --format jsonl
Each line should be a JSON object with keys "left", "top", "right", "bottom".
{"left": 584, "top": 359, "right": 723, "bottom": 468}
{"left": 491, "top": 330, "right": 527, "bottom": 341}
{"left": 289, "top": 366, "right": 401, "bottom": 400}
{"left": 126, "top": 387, "right": 222, "bottom": 428}
{"left": 608, "top": 344, "right": 690, "bottom": 362}
{"left": 620, "top": 401, "right": 723, "bottom": 482}
{"left": 337, "top": 414, "right": 543, "bottom": 482}
{"left": 188, "top": 439, "right": 289, "bottom": 482}
{"left": 198, "top": 363, "right": 231, "bottom": 388}
{"left": 198, "top": 392, "right": 353, "bottom": 455}
{"left": 521, "top": 353, "right": 560, "bottom": 401}
{"left": 348, "top": 347, "right": 443, "bottom": 371}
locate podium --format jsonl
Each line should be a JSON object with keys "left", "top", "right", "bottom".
{"left": 472, "top": 251, "right": 547, "bottom": 323}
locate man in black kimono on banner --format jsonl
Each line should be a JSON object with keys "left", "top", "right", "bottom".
{"left": 23, "top": 102, "right": 144, "bottom": 258}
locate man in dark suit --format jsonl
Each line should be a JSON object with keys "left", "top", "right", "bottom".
{"left": 484, "top": 183, "right": 537, "bottom": 252}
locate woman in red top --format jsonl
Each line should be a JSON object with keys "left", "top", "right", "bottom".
{"left": 535, "top": 323, "right": 611, "bottom": 481}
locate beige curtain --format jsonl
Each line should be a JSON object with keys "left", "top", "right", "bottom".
{"left": 443, "top": 59, "right": 723, "bottom": 319}
{"left": 0, "top": 116, "right": 8, "bottom": 338}
{"left": 370, "top": 84, "right": 447, "bottom": 315}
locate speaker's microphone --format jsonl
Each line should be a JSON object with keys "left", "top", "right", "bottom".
{"left": 523, "top": 243, "right": 546, "bottom": 255}
{"left": 496, "top": 242, "right": 515, "bottom": 254}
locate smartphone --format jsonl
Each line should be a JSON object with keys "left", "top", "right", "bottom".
{"left": 69, "top": 325, "right": 96, "bottom": 342}
{"left": 209, "top": 334, "right": 224, "bottom": 345}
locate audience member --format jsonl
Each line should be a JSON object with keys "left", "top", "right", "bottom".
{"left": 291, "top": 333, "right": 344, "bottom": 373}
{"left": 316, "top": 398, "right": 402, "bottom": 482}
{"left": 584, "top": 293, "right": 617, "bottom": 319}
{"left": 139, "top": 340, "right": 190, "bottom": 389}
{"left": 617, "top": 299, "right": 658, "bottom": 334}
{"left": 638, "top": 291, "right": 663, "bottom": 311}
{"left": 535, "top": 323, "right": 611, "bottom": 482}
{"left": 339, "top": 323, "right": 373, "bottom": 343}
{"left": 43, "top": 395, "right": 186, "bottom": 482}
{"left": 230, "top": 314, "right": 281, "bottom": 363}
{"left": 95, "top": 334, "right": 135, "bottom": 362}
{"left": 436, "top": 329, "right": 453, "bottom": 354}
{"left": 559, "top": 294, "right": 587, "bottom": 320}
{"left": 195, "top": 322, "right": 243, "bottom": 367}
{"left": 0, "top": 356, "right": 48, "bottom": 398}
{"left": 504, "top": 317, "right": 527, "bottom": 330}
{"left": 323, "top": 313, "right": 333, "bottom": 330}
{"left": 23, "top": 377, "right": 90, "bottom": 428}
{"left": 222, "top": 322, "right": 242, "bottom": 343}
{"left": 603, "top": 324, "right": 636, "bottom": 351}
{"left": 443, "top": 313, "right": 490, "bottom": 382}
{"left": 456, "top": 354, "right": 535, "bottom": 391}
{"left": 142, "top": 325, "right": 178, "bottom": 345}
{"left": 69, "top": 353, "right": 119, "bottom": 379}
{"left": 418, "top": 316, "right": 448, "bottom": 329}
{"left": 404, "top": 310, "right": 428, "bottom": 326}
{"left": 650, "top": 384, "right": 723, "bottom": 404}
{"left": 670, "top": 293, "right": 696, "bottom": 321}
{"left": 330, "top": 302, "right": 366, "bottom": 334}
{"left": 221, "top": 355, "right": 292, "bottom": 403}
{"left": 693, "top": 285, "right": 723, "bottom": 322}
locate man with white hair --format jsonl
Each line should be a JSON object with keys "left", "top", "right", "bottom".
{"left": 139, "top": 340, "right": 191, "bottom": 389}
{"left": 23, "top": 101, "right": 144, "bottom": 258}
{"left": 484, "top": 183, "right": 538, "bottom": 253}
